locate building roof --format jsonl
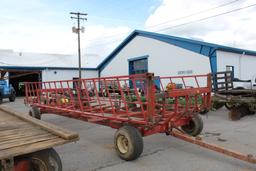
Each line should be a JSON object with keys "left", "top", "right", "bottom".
{"left": 2, "top": 30, "right": 255, "bottom": 72}
{"left": 97, "top": 30, "right": 256, "bottom": 73}
{"left": 0, "top": 50, "right": 98, "bottom": 71}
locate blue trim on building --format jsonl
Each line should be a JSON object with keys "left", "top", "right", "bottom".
{"left": 97, "top": 30, "right": 256, "bottom": 73}
{"left": 97, "top": 30, "right": 139, "bottom": 72}
{"left": 209, "top": 50, "right": 217, "bottom": 73}
{"left": 127, "top": 55, "right": 149, "bottom": 62}
{"left": 0, "top": 66, "right": 98, "bottom": 71}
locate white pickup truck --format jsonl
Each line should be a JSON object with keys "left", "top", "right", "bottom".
{"left": 233, "top": 75, "right": 256, "bottom": 90}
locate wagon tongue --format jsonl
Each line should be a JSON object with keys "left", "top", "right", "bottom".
{"left": 170, "top": 131, "right": 256, "bottom": 164}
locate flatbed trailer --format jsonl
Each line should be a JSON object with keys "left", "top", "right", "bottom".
{"left": 24, "top": 73, "right": 256, "bottom": 164}
{"left": 0, "top": 106, "right": 79, "bottom": 171}
{"left": 212, "top": 71, "right": 256, "bottom": 120}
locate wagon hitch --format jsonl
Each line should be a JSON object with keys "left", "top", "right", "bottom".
{"left": 170, "top": 131, "right": 256, "bottom": 164}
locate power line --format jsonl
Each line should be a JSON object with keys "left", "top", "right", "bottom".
{"left": 84, "top": 31, "right": 131, "bottom": 44}
{"left": 84, "top": 37, "right": 124, "bottom": 50}
{"left": 85, "top": 0, "right": 241, "bottom": 44}
{"left": 90, "top": 15, "right": 141, "bottom": 25}
{"left": 157, "top": 3, "right": 256, "bottom": 32}
{"left": 84, "top": 2, "right": 256, "bottom": 49}
{"left": 148, "top": 0, "right": 241, "bottom": 29}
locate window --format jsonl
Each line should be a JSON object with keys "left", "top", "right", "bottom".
{"left": 129, "top": 57, "right": 148, "bottom": 75}
{"left": 128, "top": 56, "right": 149, "bottom": 89}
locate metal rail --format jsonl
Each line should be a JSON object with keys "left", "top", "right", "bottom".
{"left": 24, "top": 73, "right": 212, "bottom": 132}
{"left": 171, "top": 131, "right": 256, "bottom": 164}
{"left": 23, "top": 73, "right": 256, "bottom": 164}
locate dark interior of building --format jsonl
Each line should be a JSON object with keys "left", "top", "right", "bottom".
{"left": 9, "top": 71, "right": 41, "bottom": 96}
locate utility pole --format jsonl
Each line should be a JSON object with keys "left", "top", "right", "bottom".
{"left": 70, "top": 12, "right": 87, "bottom": 81}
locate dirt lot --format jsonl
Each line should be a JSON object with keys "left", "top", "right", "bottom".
{"left": 3, "top": 98, "right": 256, "bottom": 171}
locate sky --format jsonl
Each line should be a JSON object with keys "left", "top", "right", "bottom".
{"left": 0, "top": 0, "right": 255, "bottom": 66}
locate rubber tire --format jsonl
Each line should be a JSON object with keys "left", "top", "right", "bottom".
{"left": 248, "top": 109, "right": 256, "bottom": 115}
{"left": 181, "top": 115, "right": 203, "bottom": 136}
{"left": 114, "top": 126, "right": 143, "bottom": 161}
{"left": 9, "top": 93, "right": 16, "bottom": 102}
{"left": 29, "top": 148, "right": 62, "bottom": 171}
{"left": 225, "top": 103, "right": 232, "bottom": 110}
{"left": 234, "top": 87, "right": 245, "bottom": 90}
{"left": 29, "top": 107, "right": 41, "bottom": 120}
{"left": 239, "top": 104, "right": 255, "bottom": 116}
{"left": 212, "top": 102, "right": 224, "bottom": 110}
{"left": 199, "top": 108, "right": 209, "bottom": 115}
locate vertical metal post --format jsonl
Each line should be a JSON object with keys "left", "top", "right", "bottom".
{"left": 146, "top": 73, "right": 155, "bottom": 122}
{"left": 207, "top": 73, "right": 212, "bottom": 108}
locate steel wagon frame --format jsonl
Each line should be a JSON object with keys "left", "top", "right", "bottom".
{"left": 24, "top": 73, "right": 256, "bottom": 163}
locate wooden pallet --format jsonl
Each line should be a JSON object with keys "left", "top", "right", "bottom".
{"left": 0, "top": 105, "right": 79, "bottom": 159}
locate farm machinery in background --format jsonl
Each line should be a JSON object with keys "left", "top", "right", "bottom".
{"left": 211, "top": 66, "right": 256, "bottom": 120}
{"left": 24, "top": 72, "right": 256, "bottom": 164}
{"left": 0, "top": 71, "right": 16, "bottom": 104}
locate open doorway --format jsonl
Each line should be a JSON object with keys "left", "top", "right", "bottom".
{"left": 9, "top": 71, "right": 41, "bottom": 96}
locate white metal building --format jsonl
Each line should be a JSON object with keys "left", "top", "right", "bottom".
{"left": 1, "top": 30, "right": 256, "bottom": 94}
{"left": 97, "top": 30, "right": 256, "bottom": 81}
{"left": 0, "top": 49, "right": 98, "bottom": 95}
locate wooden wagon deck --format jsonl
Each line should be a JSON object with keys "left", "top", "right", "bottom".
{"left": 0, "top": 106, "right": 79, "bottom": 160}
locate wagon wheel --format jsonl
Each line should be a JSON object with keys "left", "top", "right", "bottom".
{"left": 239, "top": 104, "right": 255, "bottom": 116}
{"left": 212, "top": 102, "right": 224, "bottom": 110}
{"left": 114, "top": 126, "right": 143, "bottom": 161}
{"left": 29, "top": 148, "right": 62, "bottom": 171}
{"left": 199, "top": 108, "right": 209, "bottom": 115}
{"left": 248, "top": 109, "right": 256, "bottom": 115}
{"left": 225, "top": 102, "right": 232, "bottom": 110}
{"left": 29, "top": 107, "right": 41, "bottom": 120}
{"left": 181, "top": 115, "right": 203, "bottom": 136}
{"left": 9, "top": 91, "right": 16, "bottom": 102}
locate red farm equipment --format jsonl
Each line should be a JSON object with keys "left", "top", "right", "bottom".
{"left": 24, "top": 73, "right": 256, "bottom": 163}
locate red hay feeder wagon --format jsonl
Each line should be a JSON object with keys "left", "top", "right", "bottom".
{"left": 24, "top": 73, "right": 256, "bottom": 163}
